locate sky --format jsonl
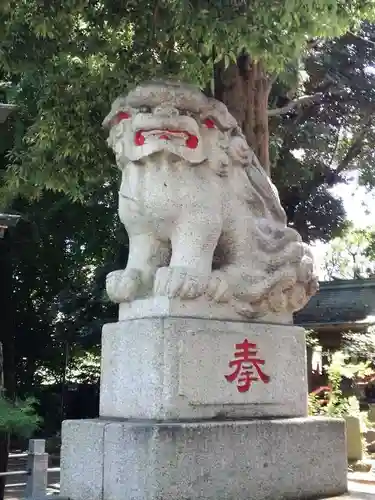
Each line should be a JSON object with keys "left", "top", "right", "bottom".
{"left": 311, "top": 173, "right": 375, "bottom": 279}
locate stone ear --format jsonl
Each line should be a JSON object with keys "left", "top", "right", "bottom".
{"left": 204, "top": 97, "right": 237, "bottom": 130}
{"left": 102, "top": 110, "right": 116, "bottom": 129}
{"left": 103, "top": 96, "right": 129, "bottom": 129}
{"left": 106, "top": 135, "right": 115, "bottom": 150}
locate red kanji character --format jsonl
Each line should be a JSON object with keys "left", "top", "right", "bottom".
{"left": 225, "top": 338, "right": 270, "bottom": 393}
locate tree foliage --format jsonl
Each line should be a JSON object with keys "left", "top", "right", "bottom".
{"left": 271, "top": 22, "right": 375, "bottom": 241}
{"left": 0, "top": 397, "right": 40, "bottom": 437}
{"left": 0, "top": 0, "right": 374, "bottom": 201}
{"left": 4, "top": 191, "right": 121, "bottom": 394}
{"left": 322, "top": 224, "right": 375, "bottom": 280}
{"left": 342, "top": 330, "right": 375, "bottom": 364}
{"left": 308, "top": 351, "right": 371, "bottom": 419}
{"left": 2, "top": 2, "right": 375, "bottom": 428}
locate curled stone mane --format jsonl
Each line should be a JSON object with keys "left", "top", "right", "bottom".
{"left": 212, "top": 128, "right": 317, "bottom": 317}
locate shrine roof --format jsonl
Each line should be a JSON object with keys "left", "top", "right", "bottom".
{"left": 294, "top": 278, "right": 375, "bottom": 327}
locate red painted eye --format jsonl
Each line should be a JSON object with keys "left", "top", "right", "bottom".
{"left": 203, "top": 118, "right": 216, "bottom": 129}
{"left": 116, "top": 111, "right": 130, "bottom": 121}
{"left": 111, "top": 111, "right": 131, "bottom": 127}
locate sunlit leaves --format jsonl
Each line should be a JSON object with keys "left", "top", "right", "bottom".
{"left": 0, "top": 0, "right": 374, "bottom": 200}
{"left": 322, "top": 224, "right": 375, "bottom": 279}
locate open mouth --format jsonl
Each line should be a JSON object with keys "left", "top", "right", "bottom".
{"left": 134, "top": 129, "right": 198, "bottom": 149}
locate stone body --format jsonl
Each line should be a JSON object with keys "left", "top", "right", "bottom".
{"left": 103, "top": 81, "right": 318, "bottom": 321}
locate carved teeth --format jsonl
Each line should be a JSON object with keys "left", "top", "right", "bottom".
{"left": 141, "top": 130, "right": 188, "bottom": 138}
{"left": 134, "top": 129, "right": 199, "bottom": 149}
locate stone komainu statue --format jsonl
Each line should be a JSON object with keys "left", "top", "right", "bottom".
{"left": 103, "top": 80, "right": 318, "bottom": 318}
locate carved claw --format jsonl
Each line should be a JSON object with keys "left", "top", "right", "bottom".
{"left": 154, "top": 266, "right": 210, "bottom": 299}
{"left": 106, "top": 268, "right": 142, "bottom": 303}
{"left": 207, "top": 272, "right": 232, "bottom": 302}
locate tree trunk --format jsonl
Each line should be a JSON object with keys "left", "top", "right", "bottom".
{"left": 214, "top": 55, "right": 272, "bottom": 175}
{"left": 60, "top": 340, "right": 70, "bottom": 424}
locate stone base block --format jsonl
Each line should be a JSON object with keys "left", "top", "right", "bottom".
{"left": 118, "top": 297, "right": 292, "bottom": 324}
{"left": 61, "top": 417, "right": 347, "bottom": 500}
{"left": 100, "top": 317, "right": 308, "bottom": 419}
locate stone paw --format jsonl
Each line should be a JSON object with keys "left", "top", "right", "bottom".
{"left": 106, "top": 268, "right": 142, "bottom": 303}
{"left": 207, "top": 272, "right": 232, "bottom": 302}
{"left": 153, "top": 266, "right": 210, "bottom": 299}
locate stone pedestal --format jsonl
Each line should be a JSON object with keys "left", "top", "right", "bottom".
{"left": 99, "top": 317, "right": 308, "bottom": 419}
{"left": 61, "top": 418, "right": 347, "bottom": 500}
{"left": 61, "top": 316, "right": 348, "bottom": 500}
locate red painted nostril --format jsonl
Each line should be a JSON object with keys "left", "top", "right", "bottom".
{"left": 134, "top": 131, "right": 145, "bottom": 146}
{"left": 186, "top": 135, "right": 198, "bottom": 149}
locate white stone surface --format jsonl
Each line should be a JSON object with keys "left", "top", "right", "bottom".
{"left": 99, "top": 317, "right": 308, "bottom": 420}
{"left": 103, "top": 80, "right": 318, "bottom": 320}
{"left": 60, "top": 420, "right": 106, "bottom": 500}
{"left": 61, "top": 417, "right": 347, "bottom": 500}
{"left": 118, "top": 296, "right": 292, "bottom": 324}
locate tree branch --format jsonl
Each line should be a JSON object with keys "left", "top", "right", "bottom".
{"left": 305, "top": 38, "right": 323, "bottom": 50}
{"left": 267, "top": 92, "right": 325, "bottom": 116}
{"left": 336, "top": 114, "right": 374, "bottom": 174}
{"left": 348, "top": 31, "right": 375, "bottom": 48}
{"left": 329, "top": 126, "right": 342, "bottom": 168}
{"left": 268, "top": 88, "right": 351, "bottom": 117}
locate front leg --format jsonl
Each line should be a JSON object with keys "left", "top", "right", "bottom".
{"left": 107, "top": 233, "right": 169, "bottom": 302}
{"left": 154, "top": 218, "right": 222, "bottom": 299}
